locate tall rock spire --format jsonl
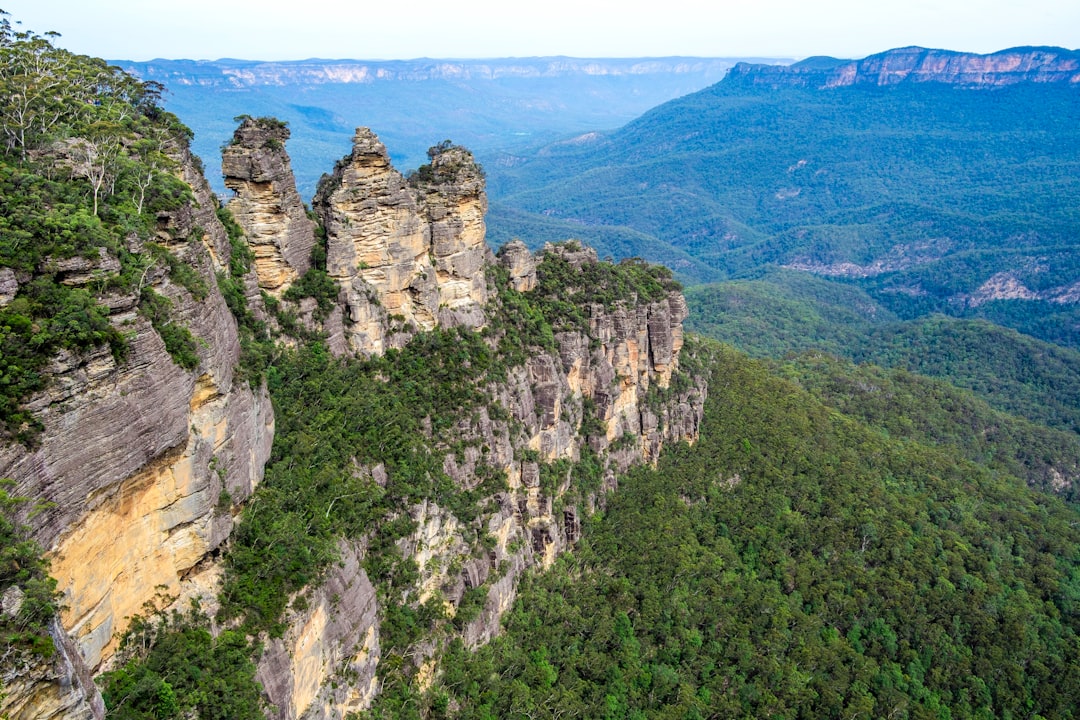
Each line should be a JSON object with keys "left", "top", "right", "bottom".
{"left": 222, "top": 117, "right": 316, "bottom": 295}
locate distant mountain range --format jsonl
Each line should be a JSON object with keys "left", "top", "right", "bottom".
{"left": 485, "top": 45, "right": 1080, "bottom": 349}
{"left": 118, "top": 56, "right": 790, "bottom": 196}
{"left": 727, "top": 45, "right": 1080, "bottom": 87}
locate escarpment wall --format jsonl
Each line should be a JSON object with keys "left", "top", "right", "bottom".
{"left": 729, "top": 46, "right": 1080, "bottom": 88}
{"left": 254, "top": 251, "right": 706, "bottom": 716}
{"left": 218, "top": 122, "right": 708, "bottom": 718}
{"left": 0, "top": 144, "right": 275, "bottom": 717}
{"left": 4, "top": 118, "right": 706, "bottom": 720}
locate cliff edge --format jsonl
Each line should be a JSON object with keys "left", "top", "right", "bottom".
{"left": 728, "top": 46, "right": 1080, "bottom": 88}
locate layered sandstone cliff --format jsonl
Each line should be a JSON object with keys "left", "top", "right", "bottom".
{"left": 3, "top": 118, "right": 704, "bottom": 720}
{"left": 309, "top": 128, "right": 491, "bottom": 355}
{"left": 729, "top": 46, "right": 1080, "bottom": 89}
{"left": 253, "top": 239, "right": 705, "bottom": 717}
{"left": 222, "top": 117, "right": 317, "bottom": 295}
{"left": 215, "top": 124, "right": 704, "bottom": 716}
{"left": 0, "top": 142, "right": 275, "bottom": 718}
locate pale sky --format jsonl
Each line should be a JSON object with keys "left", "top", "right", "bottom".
{"left": 6, "top": 0, "right": 1079, "bottom": 61}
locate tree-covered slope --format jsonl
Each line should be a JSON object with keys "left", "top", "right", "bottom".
{"left": 686, "top": 277, "right": 1080, "bottom": 438}
{"left": 487, "top": 65, "right": 1080, "bottom": 346}
{"left": 427, "top": 341, "right": 1080, "bottom": 720}
{"left": 684, "top": 270, "right": 895, "bottom": 358}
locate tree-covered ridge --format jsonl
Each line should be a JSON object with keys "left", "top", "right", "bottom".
{"left": 685, "top": 270, "right": 895, "bottom": 359}
{"left": 0, "top": 11, "right": 200, "bottom": 442}
{"left": 859, "top": 317, "right": 1080, "bottom": 435}
{"left": 432, "top": 341, "right": 1080, "bottom": 720}
{"left": 776, "top": 352, "right": 1080, "bottom": 501}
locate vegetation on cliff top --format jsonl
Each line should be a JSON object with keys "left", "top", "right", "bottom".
{"left": 0, "top": 11, "right": 201, "bottom": 442}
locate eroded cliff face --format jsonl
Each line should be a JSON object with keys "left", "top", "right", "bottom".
{"left": 222, "top": 118, "right": 316, "bottom": 295}
{"left": 729, "top": 46, "right": 1080, "bottom": 88}
{"left": 253, "top": 240, "right": 705, "bottom": 717}
{"left": 4, "top": 118, "right": 704, "bottom": 720}
{"left": 0, "top": 143, "right": 274, "bottom": 715}
{"left": 310, "top": 129, "right": 490, "bottom": 355}
{"left": 256, "top": 543, "right": 380, "bottom": 720}
{"left": 211, "top": 124, "right": 706, "bottom": 718}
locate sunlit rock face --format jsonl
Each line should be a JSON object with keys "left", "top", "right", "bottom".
{"left": 0, "top": 144, "right": 275, "bottom": 718}
{"left": 256, "top": 542, "right": 381, "bottom": 720}
{"left": 728, "top": 46, "right": 1080, "bottom": 88}
{"left": 312, "top": 128, "right": 490, "bottom": 356}
{"left": 222, "top": 117, "right": 317, "bottom": 296}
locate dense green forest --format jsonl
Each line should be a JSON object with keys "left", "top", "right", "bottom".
{"left": 686, "top": 277, "right": 1080, "bottom": 436}
{"left": 415, "top": 342, "right": 1080, "bottom": 720}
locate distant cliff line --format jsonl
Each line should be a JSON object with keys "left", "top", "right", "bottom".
{"left": 117, "top": 57, "right": 790, "bottom": 88}
{"left": 727, "top": 45, "right": 1080, "bottom": 88}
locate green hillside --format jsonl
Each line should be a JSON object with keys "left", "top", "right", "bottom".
{"left": 687, "top": 275, "right": 1080, "bottom": 437}
{"left": 488, "top": 76, "right": 1080, "bottom": 346}
{"left": 405, "top": 342, "right": 1080, "bottom": 719}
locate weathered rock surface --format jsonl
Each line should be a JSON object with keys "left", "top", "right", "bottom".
{"left": 0, "top": 146, "right": 275, "bottom": 715}
{"left": 3, "top": 118, "right": 705, "bottom": 720}
{"left": 312, "top": 128, "right": 490, "bottom": 355}
{"left": 729, "top": 46, "right": 1080, "bottom": 88}
{"left": 223, "top": 117, "right": 316, "bottom": 295}
{"left": 389, "top": 242, "right": 705, "bottom": 663}
{"left": 497, "top": 239, "right": 537, "bottom": 292}
{"left": 0, "top": 265, "right": 17, "bottom": 306}
{"left": 257, "top": 542, "right": 380, "bottom": 720}
{"left": 0, "top": 619, "right": 104, "bottom": 720}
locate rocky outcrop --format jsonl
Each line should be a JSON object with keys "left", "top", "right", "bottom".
{"left": 3, "top": 109, "right": 705, "bottom": 720}
{"left": 222, "top": 117, "right": 316, "bottom": 295}
{"left": 0, "top": 145, "right": 275, "bottom": 714}
{"left": 497, "top": 240, "right": 537, "bottom": 292}
{"left": 233, "top": 224, "right": 703, "bottom": 719}
{"left": 411, "top": 143, "right": 491, "bottom": 328}
{"left": 389, "top": 242, "right": 705, "bottom": 658}
{"left": 729, "top": 46, "right": 1080, "bottom": 89}
{"left": 0, "top": 619, "right": 104, "bottom": 720}
{"left": 312, "top": 129, "right": 490, "bottom": 355}
{"left": 257, "top": 542, "right": 380, "bottom": 720}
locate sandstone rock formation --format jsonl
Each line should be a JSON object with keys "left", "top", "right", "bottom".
{"left": 247, "top": 237, "right": 705, "bottom": 717}
{"left": 311, "top": 128, "right": 490, "bottom": 355}
{"left": 222, "top": 117, "right": 316, "bottom": 295}
{"left": 2, "top": 118, "right": 705, "bottom": 720}
{"left": 728, "top": 46, "right": 1080, "bottom": 89}
{"left": 0, "top": 618, "right": 104, "bottom": 720}
{"left": 0, "top": 144, "right": 274, "bottom": 717}
{"left": 497, "top": 239, "right": 537, "bottom": 292}
{"left": 257, "top": 542, "right": 380, "bottom": 720}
